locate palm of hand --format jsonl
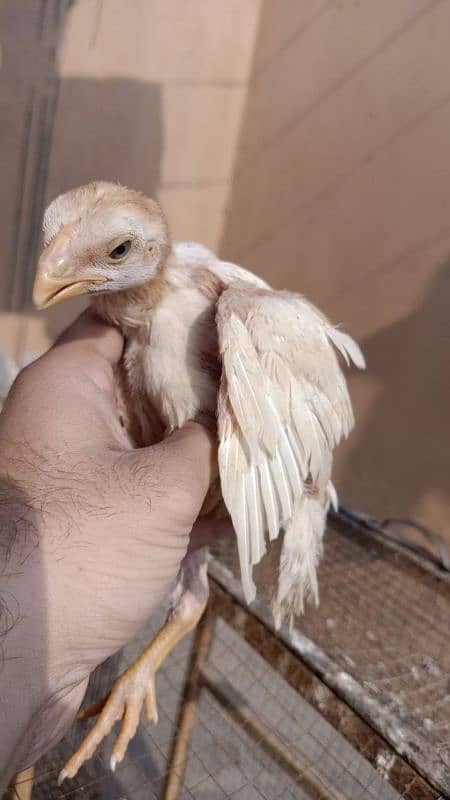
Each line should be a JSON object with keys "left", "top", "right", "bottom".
{"left": 0, "top": 310, "right": 215, "bottom": 773}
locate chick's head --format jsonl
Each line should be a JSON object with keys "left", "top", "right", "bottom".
{"left": 33, "top": 181, "right": 170, "bottom": 309}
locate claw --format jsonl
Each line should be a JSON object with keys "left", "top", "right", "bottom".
{"left": 58, "top": 549, "right": 209, "bottom": 783}
{"left": 59, "top": 678, "right": 127, "bottom": 781}
{"left": 57, "top": 769, "right": 67, "bottom": 787}
{"left": 58, "top": 657, "right": 159, "bottom": 782}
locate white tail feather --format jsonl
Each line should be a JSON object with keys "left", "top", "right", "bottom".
{"left": 272, "top": 494, "right": 326, "bottom": 629}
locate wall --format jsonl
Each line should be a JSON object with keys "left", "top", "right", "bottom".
{"left": 221, "top": 0, "right": 450, "bottom": 542}
{"left": 1, "top": 0, "right": 449, "bottom": 542}
{"left": 0, "top": 0, "right": 260, "bottom": 358}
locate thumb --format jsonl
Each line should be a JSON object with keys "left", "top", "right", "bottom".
{"left": 118, "top": 421, "right": 218, "bottom": 523}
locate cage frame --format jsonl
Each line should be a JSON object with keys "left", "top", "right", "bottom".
{"left": 162, "top": 578, "right": 443, "bottom": 800}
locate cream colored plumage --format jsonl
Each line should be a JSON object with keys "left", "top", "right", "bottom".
{"left": 33, "top": 181, "right": 364, "bottom": 780}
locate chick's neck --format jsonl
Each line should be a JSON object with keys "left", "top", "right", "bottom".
{"left": 91, "top": 262, "right": 169, "bottom": 333}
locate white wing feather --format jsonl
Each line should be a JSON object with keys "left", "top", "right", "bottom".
{"left": 216, "top": 285, "right": 364, "bottom": 616}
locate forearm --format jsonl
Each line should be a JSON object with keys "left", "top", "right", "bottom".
{"left": 0, "top": 577, "right": 39, "bottom": 791}
{"left": 0, "top": 482, "right": 46, "bottom": 792}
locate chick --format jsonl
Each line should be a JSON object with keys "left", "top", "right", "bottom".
{"left": 33, "top": 181, "right": 364, "bottom": 780}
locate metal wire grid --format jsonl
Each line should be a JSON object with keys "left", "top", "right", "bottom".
{"left": 211, "top": 515, "right": 450, "bottom": 770}
{"left": 8, "top": 515, "right": 449, "bottom": 799}
{"left": 11, "top": 613, "right": 404, "bottom": 800}
{"left": 198, "top": 619, "right": 403, "bottom": 800}
{"left": 291, "top": 523, "right": 450, "bottom": 768}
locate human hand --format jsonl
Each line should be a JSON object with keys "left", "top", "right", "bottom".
{"left": 0, "top": 310, "right": 217, "bottom": 789}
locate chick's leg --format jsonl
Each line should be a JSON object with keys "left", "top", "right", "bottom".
{"left": 59, "top": 547, "right": 209, "bottom": 784}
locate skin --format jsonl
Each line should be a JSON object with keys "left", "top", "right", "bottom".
{"left": 0, "top": 309, "right": 221, "bottom": 793}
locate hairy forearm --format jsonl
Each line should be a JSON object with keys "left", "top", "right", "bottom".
{"left": 0, "top": 599, "right": 35, "bottom": 791}
{"left": 1, "top": 612, "right": 31, "bottom": 790}
{"left": 0, "top": 481, "right": 45, "bottom": 792}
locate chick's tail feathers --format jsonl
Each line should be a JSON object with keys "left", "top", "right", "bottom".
{"left": 272, "top": 488, "right": 331, "bottom": 630}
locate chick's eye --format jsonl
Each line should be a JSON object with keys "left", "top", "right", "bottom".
{"left": 109, "top": 240, "right": 132, "bottom": 260}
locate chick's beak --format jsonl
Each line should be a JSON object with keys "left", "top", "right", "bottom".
{"left": 33, "top": 227, "right": 107, "bottom": 309}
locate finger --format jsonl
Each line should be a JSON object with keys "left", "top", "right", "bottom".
{"left": 10, "top": 309, "right": 123, "bottom": 402}
{"left": 45, "top": 309, "right": 124, "bottom": 399}
{"left": 118, "top": 421, "right": 218, "bottom": 523}
{"left": 166, "top": 421, "right": 218, "bottom": 484}
{"left": 53, "top": 309, "right": 123, "bottom": 368}
{"left": 0, "top": 312, "right": 127, "bottom": 452}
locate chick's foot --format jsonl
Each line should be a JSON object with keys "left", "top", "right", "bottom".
{"left": 58, "top": 547, "right": 209, "bottom": 784}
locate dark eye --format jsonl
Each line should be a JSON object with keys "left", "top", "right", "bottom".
{"left": 109, "top": 240, "right": 132, "bottom": 260}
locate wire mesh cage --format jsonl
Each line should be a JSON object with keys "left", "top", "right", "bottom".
{"left": 7, "top": 512, "right": 450, "bottom": 800}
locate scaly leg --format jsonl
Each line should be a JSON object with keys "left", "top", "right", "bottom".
{"left": 58, "top": 547, "right": 209, "bottom": 784}
{"left": 10, "top": 767, "right": 34, "bottom": 800}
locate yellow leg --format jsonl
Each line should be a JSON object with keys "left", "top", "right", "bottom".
{"left": 58, "top": 550, "right": 209, "bottom": 784}
{"left": 10, "top": 767, "right": 34, "bottom": 800}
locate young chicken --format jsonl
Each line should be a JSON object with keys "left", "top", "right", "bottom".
{"left": 33, "top": 181, "right": 364, "bottom": 781}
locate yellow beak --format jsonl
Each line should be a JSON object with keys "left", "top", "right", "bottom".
{"left": 33, "top": 276, "right": 101, "bottom": 309}
{"left": 33, "top": 227, "right": 107, "bottom": 309}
